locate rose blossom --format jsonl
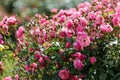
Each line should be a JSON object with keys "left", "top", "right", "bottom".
{"left": 87, "top": 11, "right": 97, "bottom": 20}
{"left": 66, "top": 19, "right": 73, "bottom": 29}
{"left": 112, "top": 16, "right": 120, "bottom": 26}
{"left": 90, "top": 56, "right": 97, "bottom": 64}
{"left": 100, "top": 24, "right": 113, "bottom": 33}
{"left": 74, "top": 52, "right": 86, "bottom": 61}
{"left": 16, "top": 26, "right": 25, "bottom": 38}
{"left": 39, "top": 56, "right": 45, "bottom": 67}
{"left": 34, "top": 51, "right": 41, "bottom": 59}
{"left": 50, "top": 31, "right": 56, "bottom": 38}
{"left": 73, "top": 41, "right": 82, "bottom": 50}
{"left": 51, "top": 8, "right": 58, "bottom": 13}
{"left": 7, "top": 16, "right": 17, "bottom": 25}
{"left": 3, "top": 76, "right": 12, "bottom": 80}
{"left": 31, "top": 62, "right": 37, "bottom": 68}
{"left": 58, "top": 15, "right": 66, "bottom": 23}
{"left": 15, "top": 74, "right": 19, "bottom": 80}
{"left": 58, "top": 69, "right": 70, "bottom": 79}
{"left": 79, "top": 17, "right": 87, "bottom": 28}
{"left": 76, "top": 33, "right": 91, "bottom": 48}
{"left": 74, "top": 59, "right": 84, "bottom": 70}
{"left": 25, "top": 64, "right": 30, "bottom": 71}
{"left": 95, "top": 15, "right": 104, "bottom": 25}
{"left": 101, "top": 0, "right": 110, "bottom": 4}
{"left": 66, "top": 42, "right": 71, "bottom": 48}
{"left": 0, "top": 16, "right": 8, "bottom": 26}
{"left": 31, "top": 62, "right": 37, "bottom": 73}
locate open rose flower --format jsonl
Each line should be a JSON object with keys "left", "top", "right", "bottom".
{"left": 58, "top": 69, "right": 70, "bottom": 80}
{"left": 76, "top": 33, "right": 91, "bottom": 48}
{"left": 100, "top": 24, "right": 113, "bottom": 33}
{"left": 7, "top": 16, "right": 17, "bottom": 25}
{"left": 74, "top": 59, "right": 84, "bottom": 70}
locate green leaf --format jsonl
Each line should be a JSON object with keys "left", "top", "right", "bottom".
{"left": 42, "top": 74, "right": 51, "bottom": 80}
{"left": 51, "top": 73, "right": 60, "bottom": 80}
{"left": 99, "top": 73, "right": 107, "bottom": 80}
{"left": 0, "top": 44, "right": 5, "bottom": 51}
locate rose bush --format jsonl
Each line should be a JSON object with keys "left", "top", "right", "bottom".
{"left": 0, "top": 0, "right": 120, "bottom": 80}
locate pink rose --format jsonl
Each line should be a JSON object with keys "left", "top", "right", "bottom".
{"left": 101, "top": 0, "right": 110, "bottom": 4}
{"left": 31, "top": 62, "right": 37, "bottom": 68}
{"left": 15, "top": 74, "right": 19, "bottom": 80}
{"left": 112, "top": 16, "right": 119, "bottom": 26}
{"left": 66, "top": 42, "right": 71, "bottom": 48}
{"left": 34, "top": 27, "right": 40, "bottom": 35}
{"left": 34, "top": 51, "right": 41, "bottom": 59}
{"left": 3, "top": 76, "right": 12, "bottom": 80}
{"left": 58, "top": 15, "right": 66, "bottom": 23}
{"left": 50, "top": 31, "right": 56, "bottom": 38}
{"left": 74, "top": 59, "right": 84, "bottom": 70}
{"left": 95, "top": 15, "right": 104, "bottom": 25}
{"left": 43, "top": 56, "right": 50, "bottom": 61}
{"left": 100, "top": 24, "right": 113, "bottom": 33}
{"left": 16, "top": 26, "right": 25, "bottom": 38}
{"left": 74, "top": 52, "right": 86, "bottom": 61}
{"left": 66, "top": 20, "right": 73, "bottom": 29}
{"left": 7, "top": 16, "right": 17, "bottom": 25}
{"left": 58, "top": 69, "right": 70, "bottom": 79}
{"left": 76, "top": 26, "right": 83, "bottom": 33}
{"left": 0, "top": 16, "right": 8, "bottom": 27}
{"left": 73, "top": 42, "right": 82, "bottom": 50}
{"left": 76, "top": 34, "right": 91, "bottom": 48}
{"left": 59, "top": 31, "right": 66, "bottom": 38}
{"left": 57, "top": 10, "right": 65, "bottom": 17}
{"left": 51, "top": 8, "right": 58, "bottom": 13}
{"left": 87, "top": 11, "right": 96, "bottom": 20}
{"left": 39, "top": 56, "right": 44, "bottom": 65}
{"left": 25, "top": 64, "right": 30, "bottom": 71}
{"left": 79, "top": 17, "right": 87, "bottom": 28}
{"left": 31, "top": 62, "right": 37, "bottom": 73}
{"left": 70, "top": 12, "right": 81, "bottom": 19}
{"left": 90, "top": 56, "right": 97, "bottom": 64}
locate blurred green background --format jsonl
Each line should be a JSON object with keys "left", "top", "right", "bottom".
{"left": 0, "top": 0, "right": 89, "bottom": 18}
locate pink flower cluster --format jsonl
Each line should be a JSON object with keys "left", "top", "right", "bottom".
{"left": 16, "top": 26, "right": 25, "bottom": 44}
{"left": 58, "top": 69, "right": 82, "bottom": 80}
{"left": 24, "top": 50, "right": 50, "bottom": 73}
{"left": 0, "top": 16, "right": 17, "bottom": 34}
{"left": 2, "top": 0, "right": 120, "bottom": 79}
{"left": 71, "top": 52, "right": 86, "bottom": 70}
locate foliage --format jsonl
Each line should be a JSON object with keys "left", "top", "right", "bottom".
{"left": 0, "top": 0, "right": 89, "bottom": 17}
{"left": 0, "top": 0, "right": 120, "bottom": 80}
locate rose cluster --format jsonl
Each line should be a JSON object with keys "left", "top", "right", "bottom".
{"left": 0, "top": 0, "right": 120, "bottom": 80}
